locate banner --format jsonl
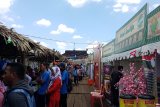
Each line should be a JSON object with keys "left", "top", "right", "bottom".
{"left": 102, "top": 40, "right": 114, "bottom": 57}
{"left": 148, "top": 7, "right": 160, "bottom": 38}
{"left": 115, "top": 4, "right": 147, "bottom": 53}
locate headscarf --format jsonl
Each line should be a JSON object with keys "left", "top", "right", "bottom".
{"left": 48, "top": 66, "right": 61, "bottom": 88}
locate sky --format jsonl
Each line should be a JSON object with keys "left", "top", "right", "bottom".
{"left": 0, "top": 0, "right": 160, "bottom": 54}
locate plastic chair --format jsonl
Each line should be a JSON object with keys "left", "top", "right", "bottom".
{"left": 90, "top": 92, "right": 104, "bottom": 107}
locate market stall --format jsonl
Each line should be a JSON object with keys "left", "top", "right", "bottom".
{"left": 102, "top": 39, "right": 115, "bottom": 97}
{"left": 141, "top": 5, "right": 160, "bottom": 103}
{"left": 101, "top": 4, "right": 159, "bottom": 106}
{"left": 0, "top": 23, "right": 62, "bottom": 67}
{"left": 0, "top": 24, "right": 34, "bottom": 63}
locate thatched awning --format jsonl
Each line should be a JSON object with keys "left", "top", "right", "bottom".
{"left": 0, "top": 23, "right": 63, "bottom": 60}
{"left": 0, "top": 24, "right": 32, "bottom": 53}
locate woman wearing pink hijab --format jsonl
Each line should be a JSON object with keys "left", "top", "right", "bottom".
{"left": 47, "top": 67, "right": 62, "bottom": 107}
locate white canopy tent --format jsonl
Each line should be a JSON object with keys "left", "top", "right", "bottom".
{"left": 102, "top": 47, "right": 142, "bottom": 62}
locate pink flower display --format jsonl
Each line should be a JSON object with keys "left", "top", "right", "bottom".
{"left": 117, "top": 63, "right": 146, "bottom": 96}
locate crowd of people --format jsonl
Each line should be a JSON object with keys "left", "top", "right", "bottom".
{"left": 0, "top": 61, "right": 86, "bottom": 107}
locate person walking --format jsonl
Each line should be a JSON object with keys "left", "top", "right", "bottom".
{"left": 73, "top": 65, "right": 78, "bottom": 85}
{"left": 59, "top": 63, "right": 68, "bottom": 107}
{"left": 78, "top": 66, "right": 82, "bottom": 81}
{"left": 47, "top": 66, "right": 62, "bottom": 107}
{"left": 3, "top": 63, "right": 35, "bottom": 107}
{"left": 80, "top": 64, "right": 85, "bottom": 78}
{"left": 36, "top": 63, "right": 50, "bottom": 107}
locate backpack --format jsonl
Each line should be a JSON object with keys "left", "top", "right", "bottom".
{"left": 12, "top": 89, "right": 36, "bottom": 107}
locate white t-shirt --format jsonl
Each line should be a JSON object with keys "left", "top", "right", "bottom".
{"left": 25, "top": 74, "right": 32, "bottom": 84}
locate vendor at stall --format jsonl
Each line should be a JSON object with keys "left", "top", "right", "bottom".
{"left": 110, "top": 66, "right": 123, "bottom": 107}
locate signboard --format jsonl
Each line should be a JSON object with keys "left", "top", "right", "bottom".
{"left": 148, "top": 6, "right": 160, "bottom": 39}
{"left": 115, "top": 4, "right": 147, "bottom": 53}
{"left": 102, "top": 40, "right": 114, "bottom": 57}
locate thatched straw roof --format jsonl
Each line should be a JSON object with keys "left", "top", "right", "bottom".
{"left": 0, "top": 24, "right": 32, "bottom": 53}
{"left": 0, "top": 23, "right": 62, "bottom": 59}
